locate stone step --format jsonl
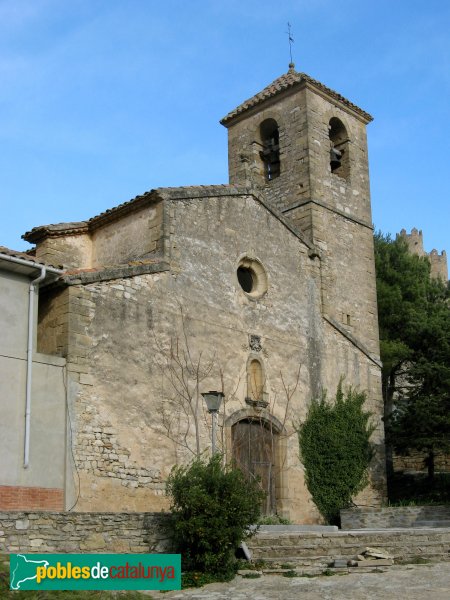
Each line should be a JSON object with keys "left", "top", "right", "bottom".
{"left": 256, "top": 524, "right": 338, "bottom": 534}
{"left": 246, "top": 527, "right": 450, "bottom": 566}
{"left": 251, "top": 545, "right": 450, "bottom": 561}
{"left": 252, "top": 531, "right": 450, "bottom": 547}
{"left": 413, "top": 520, "right": 450, "bottom": 527}
{"left": 253, "top": 551, "right": 450, "bottom": 569}
{"left": 251, "top": 541, "right": 450, "bottom": 555}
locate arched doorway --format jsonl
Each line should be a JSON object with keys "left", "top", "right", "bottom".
{"left": 232, "top": 418, "right": 278, "bottom": 515}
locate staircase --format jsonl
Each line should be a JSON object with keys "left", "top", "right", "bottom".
{"left": 246, "top": 527, "right": 450, "bottom": 568}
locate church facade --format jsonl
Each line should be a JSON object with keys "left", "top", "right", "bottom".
{"left": 3, "top": 66, "right": 386, "bottom": 522}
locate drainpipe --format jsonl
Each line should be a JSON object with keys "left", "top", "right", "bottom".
{"left": 24, "top": 265, "right": 46, "bottom": 468}
{"left": 0, "top": 252, "right": 63, "bottom": 469}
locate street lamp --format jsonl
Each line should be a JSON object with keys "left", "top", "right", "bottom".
{"left": 201, "top": 391, "right": 224, "bottom": 455}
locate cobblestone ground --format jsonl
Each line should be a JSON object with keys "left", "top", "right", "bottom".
{"left": 156, "top": 563, "right": 450, "bottom": 600}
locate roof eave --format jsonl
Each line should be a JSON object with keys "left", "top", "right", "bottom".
{"left": 22, "top": 190, "right": 163, "bottom": 244}
{"left": 303, "top": 80, "right": 373, "bottom": 124}
{"left": 220, "top": 80, "right": 304, "bottom": 128}
{"left": 0, "top": 251, "right": 64, "bottom": 277}
{"left": 23, "top": 223, "right": 89, "bottom": 244}
{"left": 220, "top": 73, "right": 373, "bottom": 127}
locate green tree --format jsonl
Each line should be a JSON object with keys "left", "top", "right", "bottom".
{"left": 166, "top": 454, "right": 264, "bottom": 577}
{"left": 374, "top": 232, "right": 429, "bottom": 408}
{"left": 374, "top": 232, "right": 450, "bottom": 479}
{"left": 298, "top": 382, "right": 374, "bottom": 524}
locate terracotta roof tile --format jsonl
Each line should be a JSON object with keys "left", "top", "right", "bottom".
{"left": 0, "top": 246, "right": 62, "bottom": 270}
{"left": 0, "top": 245, "right": 62, "bottom": 270}
{"left": 220, "top": 67, "right": 373, "bottom": 125}
{"left": 0, "top": 245, "right": 35, "bottom": 261}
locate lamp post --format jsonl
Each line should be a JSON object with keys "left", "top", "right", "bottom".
{"left": 201, "top": 391, "right": 224, "bottom": 455}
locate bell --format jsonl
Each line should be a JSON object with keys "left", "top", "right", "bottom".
{"left": 330, "top": 147, "right": 342, "bottom": 171}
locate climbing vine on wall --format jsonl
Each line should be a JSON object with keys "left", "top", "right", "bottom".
{"left": 298, "top": 381, "right": 375, "bottom": 524}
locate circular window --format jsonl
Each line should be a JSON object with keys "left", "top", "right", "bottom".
{"left": 236, "top": 258, "right": 268, "bottom": 298}
{"left": 237, "top": 266, "right": 254, "bottom": 293}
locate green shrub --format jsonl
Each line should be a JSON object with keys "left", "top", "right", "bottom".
{"left": 166, "top": 454, "right": 265, "bottom": 576}
{"left": 298, "top": 381, "right": 375, "bottom": 524}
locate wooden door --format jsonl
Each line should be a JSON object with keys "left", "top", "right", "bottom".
{"left": 232, "top": 419, "right": 277, "bottom": 515}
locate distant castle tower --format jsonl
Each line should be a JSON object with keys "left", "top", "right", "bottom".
{"left": 398, "top": 228, "right": 448, "bottom": 281}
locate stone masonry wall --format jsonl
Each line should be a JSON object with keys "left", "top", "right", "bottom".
{"left": 37, "top": 273, "right": 168, "bottom": 511}
{"left": 226, "top": 87, "right": 311, "bottom": 210}
{"left": 393, "top": 451, "right": 450, "bottom": 474}
{"left": 311, "top": 209, "right": 379, "bottom": 356}
{"left": 0, "top": 512, "right": 172, "bottom": 554}
{"left": 91, "top": 202, "right": 163, "bottom": 267}
{"left": 64, "top": 275, "right": 166, "bottom": 511}
{"left": 35, "top": 233, "right": 92, "bottom": 271}
{"left": 340, "top": 506, "right": 450, "bottom": 530}
{"left": 37, "top": 286, "right": 70, "bottom": 356}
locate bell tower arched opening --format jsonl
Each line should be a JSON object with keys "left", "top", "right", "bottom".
{"left": 329, "top": 117, "right": 350, "bottom": 180}
{"left": 259, "top": 118, "right": 280, "bottom": 181}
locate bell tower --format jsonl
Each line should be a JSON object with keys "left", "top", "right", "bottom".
{"left": 221, "top": 65, "right": 380, "bottom": 358}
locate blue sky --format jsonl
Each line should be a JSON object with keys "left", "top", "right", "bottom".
{"left": 0, "top": 0, "right": 448, "bottom": 255}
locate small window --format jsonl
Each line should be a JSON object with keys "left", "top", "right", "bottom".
{"left": 236, "top": 258, "right": 268, "bottom": 299}
{"left": 329, "top": 117, "right": 350, "bottom": 180}
{"left": 259, "top": 119, "right": 280, "bottom": 181}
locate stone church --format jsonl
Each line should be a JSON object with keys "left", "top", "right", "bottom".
{"left": 1, "top": 65, "right": 386, "bottom": 522}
